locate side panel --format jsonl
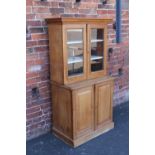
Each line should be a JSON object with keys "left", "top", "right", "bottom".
{"left": 73, "top": 86, "right": 94, "bottom": 138}
{"left": 52, "top": 85, "right": 72, "bottom": 139}
{"left": 48, "top": 24, "right": 63, "bottom": 84}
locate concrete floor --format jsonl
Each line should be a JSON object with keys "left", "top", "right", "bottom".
{"left": 27, "top": 102, "right": 129, "bottom": 155}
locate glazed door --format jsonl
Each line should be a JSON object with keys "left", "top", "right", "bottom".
{"left": 63, "top": 24, "right": 87, "bottom": 84}
{"left": 87, "top": 24, "right": 107, "bottom": 79}
{"left": 73, "top": 86, "right": 94, "bottom": 138}
{"left": 95, "top": 81, "right": 113, "bottom": 130}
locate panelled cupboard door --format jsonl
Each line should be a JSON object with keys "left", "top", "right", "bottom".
{"left": 73, "top": 86, "right": 94, "bottom": 138}
{"left": 63, "top": 24, "right": 87, "bottom": 84}
{"left": 95, "top": 81, "right": 113, "bottom": 130}
{"left": 87, "top": 24, "right": 107, "bottom": 79}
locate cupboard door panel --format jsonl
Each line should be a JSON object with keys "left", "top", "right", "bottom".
{"left": 87, "top": 24, "right": 107, "bottom": 79}
{"left": 95, "top": 81, "right": 112, "bottom": 129}
{"left": 63, "top": 24, "right": 87, "bottom": 84}
{"left": 73, "top": 86, "right": 94, "bottom": 138}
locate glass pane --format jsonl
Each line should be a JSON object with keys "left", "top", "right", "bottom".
{"left": 67, "top": 29, "right": 84, "bottom": 77}
{"left": 90, "top": 29, "right": 104, "bottom": 72}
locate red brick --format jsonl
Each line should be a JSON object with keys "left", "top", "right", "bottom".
{"left": 40, "top": 102, "right": 51, "bottom": 109}
{"left": 31, "top": 33, "right": 48, "bottom": 41}
{"left": 33, "top": 7, "right": 50, "bottom": 14}
{"left": 37, "top": 40, "right": 48, "bottom": 46}
{"left": 79, "top": 9, "right": 96, "bottom": 14}
{"left": 35, "top": 14, "right": 53, "bottom": 20}
{"left": 27, "top": 106, "right": 41, "bottom": 115}
{"left": 26, "top": 53, "right": 38, "bottom": 61}
{"left": 26, "top": 41, "right": 37, "bottom": 48}
{"left": 29, "top": 27, "right": 44, "bottom": 34}
{"left": 33, "top": 1, "right": 51, "bottom": 6}
{"left": 50, "top": 2, "right": 59, "bottom": 8}
{"left": 107, "top": 10, "right": 115, "bottom": 14}
{"left": 38, "top": 81, "right": 49, "bottom": 88}
{"left": 26, "top": 7, "right": 31, "bottom": 13}
{"left": 27, "top": 21, "right": 42, "bottom": 27}
{"left": 26, "top": 0, "right": 32, "bottom": 6}
{"left": 34, "top": 59, "right": 44, "bottom": 65}
{"left": 27, "top": 111, "right": 42, "bottom": 120}
{"left": 50, "top": 8, "right": 64, "bottom": 14}
{"left": 97, "top": 10, "right": 108, "bottom": 14}
{"left": 59, "top": 2, "right": 72, "bottom": 8}
{"left": 79, "top": 3, "right": 98, "bottom": 9}
{"left": 122, "top": 11, "right": 129, "bottom": 18}
{"left": 26, "top": 72, "right": 39, "bottom": 79}
{"left": 26, "top": 78, "right": 39, "bottom": 85}
{"left": 26, "top": 14, "right": 35, "bottom": 20}
{"left": 122, "top": 20, "right": 129, "bottom": 24}
{"left": 65, "top": 8, "right": 78, "bottom": 14}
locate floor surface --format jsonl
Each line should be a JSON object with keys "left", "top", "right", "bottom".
{"left": 27, "top": 102, "right": 129, "bottom": 155}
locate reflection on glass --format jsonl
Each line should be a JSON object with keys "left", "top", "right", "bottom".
{"left": 67, "top": 29, "right": 84, "bottom": 76}
{"left": 90, "top": 29, "right": 104, "bottom": 72}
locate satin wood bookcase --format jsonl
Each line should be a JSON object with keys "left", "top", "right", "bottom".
{"left": 46, "top": 17, "right": 114, "bottom": 147}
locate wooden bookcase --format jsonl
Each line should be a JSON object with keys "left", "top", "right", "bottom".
{"left": 46, "top": 18, "right": 114, "bottom": 147}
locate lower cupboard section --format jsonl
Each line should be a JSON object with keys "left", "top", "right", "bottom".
{"left": 51, "top": 77, "right": 114, "bottom": 147}
{"left": 53, "top": 121, "right": 114, "bottom": 147}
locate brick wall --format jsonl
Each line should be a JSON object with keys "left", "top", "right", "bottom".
{"left": 26, "top": 0, "right": 129, "bottom": 140}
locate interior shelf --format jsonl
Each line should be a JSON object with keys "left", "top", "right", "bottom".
{"left": 68, "top": 46, "right": 83, "bottom": 50}
{"left": 91, "top": 55, "right": 103, "bottom": 60}
{"left": 68, "top": 55, "right": 103, "bottom": 64}
{"left": 67, "top": 29, "right": 82, "bottom": 32}
{"left": 68, "top": 56, "right": 83, "bottom": 64}
{"left": 91, "top": 39, "right": 103, "bottom": 43}
{"left": 67, "top": 39, "right": 103, "bottom": 45}
{"left": 67, "top": 41, "right": 83, "bottom": 45}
